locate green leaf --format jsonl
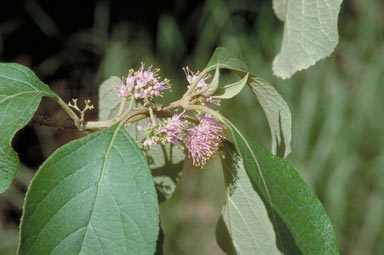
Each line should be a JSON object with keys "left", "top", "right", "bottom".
{"left": 19, "top": 125, "right": 159, "bottom": 255}
{"left": 217, "top": 143, "right": 281, "bottom": 254}
{"left": 272, "top": 0, "right": 343, "bottom": 79}
{"left": 206, "top": 47, "right": 292, "bottom": 157}
{"left": 206, "top": 47, "right": 248, "bottom": 72}
{"left": 0, "top": 63, "right": 58, "bottom": 193}
{"left": 98, "top": 76, "right": 122, "bottom": 121}
{"left": 224, "top": 119, "right": 339, "bottom": 255}
{"left": 248, "top": 77, "right": 292, "bottom": 157}
{"left": 212, "top": 73, "right": 248, "bottom": 99}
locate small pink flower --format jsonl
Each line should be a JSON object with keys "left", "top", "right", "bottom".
{"left": 183, "top": 67, "right": 209, "bottom": 89}
{"left": 157, "top": 113, "right": 186, "bottom": 145}
{"left": 158, "top": 126, "right": 167, "bottom": 133}
{"left": 185, "top": 114, "right": 226, "bottom": 167}
{"left": 143, "top": 137, "right": 158, "bottom": 147}
{"left": 164, "top": 113, "right": 186, "bottom": 144}
{"left": 183, "top": 67, "right": 219, "bottom": 104}
{"left": 117, "top": 82, "right": 128, "bottom": 98}
{"left": 126, "top": 72, "right": 136, "bottom": 88}
{"left": 205, "top": 97, "right": 221, "bottom": 105}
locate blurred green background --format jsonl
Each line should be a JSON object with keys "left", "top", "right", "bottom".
{"left": 1, "top": 0, "right": 383, "bottom": 254}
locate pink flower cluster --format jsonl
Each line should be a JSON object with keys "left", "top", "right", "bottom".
{"left": 138, "top": 112, "right": 226, "bottom": 168}
{"left": 160, "top": 113, "right": 187, "bottom": 144}
{"left": 185, "top": 114, "right": 226, "bottom": 167}
{"left": 139, "top": 113, "right": 186, "bottom": 148}
{"left": 118, "top": 64, "right": 170, "bottom": 100}
{"left": 130, "top": 66, "right": 227, "bottom": 167}
{"left": 183, "top": 67, "right": 220, "bottom": 105}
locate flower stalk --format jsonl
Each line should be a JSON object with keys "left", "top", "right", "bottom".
{"left": 51, "top": 63, "right": 226, "bottom": 167}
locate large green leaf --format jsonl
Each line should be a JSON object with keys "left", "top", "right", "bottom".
{"left": 19, "top": 125, "right": 159, "bottom": 255}
{"left": 0, "top": 63, "right": 58, "bottom": 193}
{"left": 206, "top": 47, "right": 292, "bottom": 157}
{"left": 217, "top": 143, "right": 281, "bottom": 254}
{"left": 272, "top": 0, "right": 343, "bottom": 79}
{"left": 224, "top": 120, "right": 339, "bottom": 255}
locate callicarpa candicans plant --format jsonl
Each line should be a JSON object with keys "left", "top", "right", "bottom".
{"left": 0, "top": 47, "right": 339, "bottom": 254}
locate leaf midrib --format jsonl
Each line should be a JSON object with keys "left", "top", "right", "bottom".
{"left": 78, "top": 126, "right": 121, "bottom": 254}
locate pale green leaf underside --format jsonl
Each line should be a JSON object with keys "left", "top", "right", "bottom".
{"left": 212, "top": 73, "right": 248, "bottom": 100}
{"left": 272, "top": 0, "right": 287, "bottom": 22}
{"left": 145, "top": 143, "right": 184, "bottom": 202}
{"left": 0, "top": 63, "right": 57, "bottom": 193}
{"left": 272, "top": 0, "right": 343, "bottom": 79}
{"left": 98, "top": 76, "right": 122, "bottom": 121}
{"left": 248, "top": 76, "right": 292, "bottom": 157}
{"left": 207, "top": 47, "right": 292, "bottom": 157}
{"left": 19, "top": 125, "right": 159, "bottom": 255}
{"left": 224, "top": 119, "right": 339, "bottom": 255}
{"left": 219, "top": 144, "right": 281, "bottom": 255}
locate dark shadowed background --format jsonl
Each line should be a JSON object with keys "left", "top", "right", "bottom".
{"left": 1, "top": 0, "right": 383, "bottom": 254}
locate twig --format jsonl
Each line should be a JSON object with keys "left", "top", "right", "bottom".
{"left": 52, "top": 96, "right": 82, "bottom": 128}
{"left": 115, "top": 97, "right": 127, "bottom": 118}
{"left": 47, "top": 74, "right": 221, "bottom": 132}
{"left": 30, "top": 115, "right": 77, "bottom": 129}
